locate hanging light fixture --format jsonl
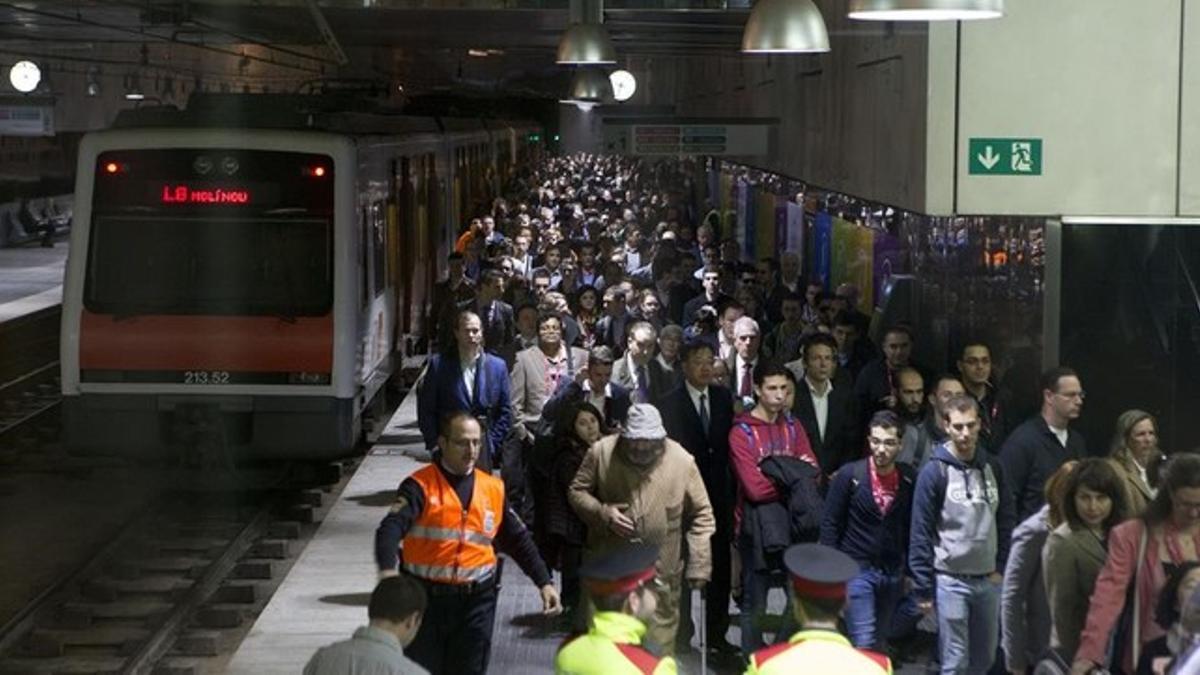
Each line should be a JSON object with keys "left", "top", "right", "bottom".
{"left": 742, "top": 0, "right": 830, "bottom": 53}
{"left": 560, "top": 68, "right": 613, "bottom": 110}
{"left": 556, "top": 23, "right": 617, "bottom": 65}
{"left": 848, "top": 0, "right": 1003, "bottom": 21}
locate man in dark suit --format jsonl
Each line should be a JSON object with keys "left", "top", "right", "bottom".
{"left": 541, "top": 345, "right": 632, "bottom": 430}
{"left": 442, "top": 267, "right": 515, "bottom": 359}
{"left": 681, "top": 266, "right": 729, "bottom": 332}
{"left": 416, "top": 309, "right": 512, "bottom": 469}
{"left": 792, "top": 333, "right": 862, "bottom": 476}
{"left": 661, "top": 340, "right": 737, "bottom": 656}
{"left": 611, "top": 320, "right": 670, "bottom": 406}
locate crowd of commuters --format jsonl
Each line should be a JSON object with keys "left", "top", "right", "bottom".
{"left": 297, "top": 152, "right": 1200, "bottom": 675}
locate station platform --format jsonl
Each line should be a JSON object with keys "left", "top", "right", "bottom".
{"left": 227, "top": 386, "right": 927, "bottom": 674}
{"left": 226, "top": 390, "right": 575, "bottom": 674}
{"left": 0, "top": 244, "right": 68, "bottom": 325}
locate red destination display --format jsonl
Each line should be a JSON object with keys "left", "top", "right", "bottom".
{"left": 161, "top": 184, "right": 251, "bottom": 205}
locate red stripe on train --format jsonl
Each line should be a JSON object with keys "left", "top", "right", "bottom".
{"left": 79, "top": 311, "right": 334, "bottom": 372}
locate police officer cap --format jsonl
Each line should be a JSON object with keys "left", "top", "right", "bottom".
{"left": 783, "top": 543, "right": 860, "bottom": 601}
{"left": 579, "top": 543, "right": 659, "bottom": 596}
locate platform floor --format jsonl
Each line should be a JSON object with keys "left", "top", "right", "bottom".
{"left": 0, "top": 244, "right": 68, "bottom": 324}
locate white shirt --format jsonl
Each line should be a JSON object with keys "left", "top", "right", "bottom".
{"left": 1049, "top": 423, "right": 1069, "bottom": 447}
{"left": 626, "top": 354, "right": 646, "bottom": 389}
{"left": 461, "top": 352, "right": 480, "bottom": 402}
{"left": 806, "top": 376, "right": 832, "bottom": 442}
{"left": 655, "top": 353, "right": 675, "bottom": 373}
{"left": 581, "top": 379, "right": 612, "bottom": 423}
{"left": 718, "top": 332, "right": 734, "bottom": 360}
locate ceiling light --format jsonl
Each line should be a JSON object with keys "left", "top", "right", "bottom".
{"left": 848, "top": 0, "right": 1003, "bottom": 21}
{"left": 609, "top": 69, "right": 636, "bottom": 102}
{"left": 468, "top": 48, "right": 489, "bottom": 58}
{"left": 8, "top": 60, "right": 41, "bottom": 93}
{"left": 742, "top": 0, "right": 830, "bottom": 53}
{"left": 125, "top": 92, "right": 146, "bottom": 101}
{"left": 556, "top": 23, "right": 617, "bottom": 65}
{"left": 560, "top": 68, "right": 613, "bottom": 107}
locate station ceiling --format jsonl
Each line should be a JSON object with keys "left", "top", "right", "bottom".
{"left": 0, "top": 1, "right": 750, "bottom": 98}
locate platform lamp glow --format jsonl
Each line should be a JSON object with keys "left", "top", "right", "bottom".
{"left": 742, "top": 0, "right": 830, "bottom": 53}
{"left": 609, "top": 69, "right": 636, "bottom": 102}
{"left": 848, "top": 0, "right": 1003, "bottom": 21}
{"left": 560, "top": 67, "right": 614, "bottom": 112}
{"left": 8, "top": 60, "right": 41, "bottom": 93}
{"left": 556, "top": 23, "right": 617, "bottom": 65}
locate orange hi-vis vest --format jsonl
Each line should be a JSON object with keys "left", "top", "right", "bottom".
{"left": 402, "top": 464, "right": 504, "bottom": 584}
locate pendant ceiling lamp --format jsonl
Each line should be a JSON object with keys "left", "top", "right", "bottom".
{"left": 742, "top": 0, "right": 830, "bottom": 54}
{"left": 848, "top": 0, "right": 1003, "bottom": 21}
{"left": 561, "top": 67, "right": 614, "bottom": 106}
{"left": 556, "top": 23, "right": 617, "bottom": 65}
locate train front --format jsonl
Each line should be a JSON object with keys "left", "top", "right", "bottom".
{"left": 60, "top": 130, "right": 359, "bottom": 462}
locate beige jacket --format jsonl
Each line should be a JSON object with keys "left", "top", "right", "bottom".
{"left": 568, "top": 434, "right": 715, "bottom": 582}
{"left": 509, "top": 344, "right": 588, "bottom": 441}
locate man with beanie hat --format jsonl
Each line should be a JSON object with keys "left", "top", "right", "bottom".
{"left": 569, "top": 403, "right": 716, "bottom": 655}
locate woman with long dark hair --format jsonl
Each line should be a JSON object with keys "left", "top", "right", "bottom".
{"left": 1043, "top": 458, "right": 1129, "bottom": 661}
{"left": 545, "top": 402, "right": 608, "bottom": 629}
{"left": 571, "top": 285, "right": 601, "bottom": 350}
{"left": 1074, "top": 453, "right": 1200, "bottom": 674}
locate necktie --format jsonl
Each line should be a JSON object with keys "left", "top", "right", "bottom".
{"left": 740, "top": 361, "right": 753, "bottom": 397}
{"left": 637, "top": 365, "right": 650, "bottom": 402}
{"left": 699, "top": 392, "right": 710, "bottom": 435}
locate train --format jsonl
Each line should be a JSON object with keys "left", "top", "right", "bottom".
{"left": 59, "top": 96, "right": 540, "bottom": 461}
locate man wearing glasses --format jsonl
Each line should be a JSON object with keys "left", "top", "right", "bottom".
{"left": 820, "top": 410, "right": 915, "bottom": 651}
{"left": 999, "top": 367, "right": 1087, "bottom": 522}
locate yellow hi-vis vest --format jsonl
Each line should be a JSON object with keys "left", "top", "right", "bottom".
{"left": 555, "top": 612, "right": 677, "bottom": 675}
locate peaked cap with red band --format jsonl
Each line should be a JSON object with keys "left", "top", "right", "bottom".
{"left": 580, "top": 543, "right": 659, "bottom": 596}
{"left": 784, "top": 543, "right": 861, "bottom": 601}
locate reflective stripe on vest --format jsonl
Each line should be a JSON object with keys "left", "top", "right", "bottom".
{"left": 407, "top": 524, "right": 495, "bottom": 547}
{"left": 402, "top": 464, "right": 504, "bottom": 585}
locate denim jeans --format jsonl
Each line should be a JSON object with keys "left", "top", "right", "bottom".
{"left": 844, "top": 566, "right": 904, "bottom": 650}
{"left": 738, "top": 542, "right": 797, "bottom": 654}
{"left": 935, "top": 572, "right": 1000, "bottom": 675}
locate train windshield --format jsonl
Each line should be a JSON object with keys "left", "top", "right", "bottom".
{"left": 84, "top": 147, "right": 335, "bottom": 317}
{"left": 85, "top": 216, "right": 331, "bottom": 317}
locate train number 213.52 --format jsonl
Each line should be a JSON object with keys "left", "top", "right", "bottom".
{"left": 184, "top": 370, "right": 231, "bottom": 384}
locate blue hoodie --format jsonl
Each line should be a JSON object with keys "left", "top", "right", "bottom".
{"left": 908, "top": 442, "right": 1015, "bottom": 600}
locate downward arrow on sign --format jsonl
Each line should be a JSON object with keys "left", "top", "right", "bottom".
{"left": 977, "top": 146, "right": 1000, "bottom": 170}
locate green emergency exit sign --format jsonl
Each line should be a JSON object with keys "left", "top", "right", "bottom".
{"left": 968, "top": 138, "right": 1043, "bottom": 176}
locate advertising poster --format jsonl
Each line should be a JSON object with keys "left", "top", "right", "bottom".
{"left": 812, "top": 211, "right": 833, "bottom": 288}
{"left": 872, "top": 231, "right": 903, "bottom": 312}
{"left": 785, "top": 201, "right": 804, "bottom": 257}
{"left": 832, "top": 217, "right": 875, "bottom": 306}
{"left": 736, "top": 180, "right": 751, "bottom": 257}
{"left": 755, "top": 189, "right": 776, "bottom": 260}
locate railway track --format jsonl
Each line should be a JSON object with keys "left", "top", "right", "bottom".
{"left": 0, "top": 461, "right": 357, "bottom": 675}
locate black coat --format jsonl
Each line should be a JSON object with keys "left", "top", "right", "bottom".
{"left": 660, "top": 384, "right": 736, "bottom": 532}
{"left": 791, "top": 376, "right": 861, "bottom": 475}
{"left": 742, "top": 455, "right": 823, "bottom": 572}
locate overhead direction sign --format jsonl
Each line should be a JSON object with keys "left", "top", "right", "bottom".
{"left": 968, "top": 138, "right": 1043, "bottom": 176}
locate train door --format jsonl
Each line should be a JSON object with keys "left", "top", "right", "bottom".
{"left": 396, "top": 156, "right": 417, "bottom": 341}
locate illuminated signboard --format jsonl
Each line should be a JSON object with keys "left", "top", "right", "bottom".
{"left": 160, "top": 184, "right": 251, "bottom": 205}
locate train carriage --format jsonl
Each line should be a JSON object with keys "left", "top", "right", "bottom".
{"left": 60, "top": 102, "right": 538, "bottom": 460}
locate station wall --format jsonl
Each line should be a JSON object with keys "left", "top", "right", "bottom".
{"left": 627, "top": 0, "right": 932, "bottom": 213}
{"left": 937, "top": 0, "right": 1184, "bottom": 217}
